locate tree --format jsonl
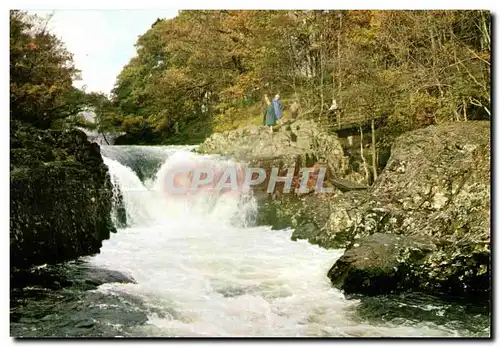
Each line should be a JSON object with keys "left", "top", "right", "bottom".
{"left": 109, "top": 10, "right": 490, "bottom": 146}
{"left": 10, "top": 10, "right": 86, "bottom": 129}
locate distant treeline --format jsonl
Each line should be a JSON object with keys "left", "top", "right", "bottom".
{"left": 11, "top": 10, "right": 491, "bottom": 145}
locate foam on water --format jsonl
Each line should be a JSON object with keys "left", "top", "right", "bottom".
{"left": 88, "top": 146, "right": 481, "bottom": 337}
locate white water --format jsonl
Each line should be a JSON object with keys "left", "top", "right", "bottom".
{"left": 88, "top": 147, "right": 465, "bottom": 337}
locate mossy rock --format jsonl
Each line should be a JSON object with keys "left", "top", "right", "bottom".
{"left": 10, "top": 122, "right": 116, "bottom": 269}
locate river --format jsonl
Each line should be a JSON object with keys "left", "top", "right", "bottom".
{"left": 10, "top": 145, "right": 490, "bottom": 337}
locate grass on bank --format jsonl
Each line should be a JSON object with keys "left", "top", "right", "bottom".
{"left": 212, "top": 98, "right": 297, "bottom": 133}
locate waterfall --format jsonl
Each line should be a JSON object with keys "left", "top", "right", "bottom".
{"left": 82, "top": 145, "right": 478, "bottom": 337}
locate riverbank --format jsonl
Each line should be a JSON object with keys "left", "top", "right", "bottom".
{"left": 199, "top": 120, "right": 491, "bottom": 301}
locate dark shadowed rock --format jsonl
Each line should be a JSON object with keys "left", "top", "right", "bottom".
{"left": 10, "top": 122, "right": 116, "bottom": 268}
{"left": 327, "top": 233, "right": 436, "bottom": 295}
{"left": 10, "top": 261, "right": 145, "bottom": 338}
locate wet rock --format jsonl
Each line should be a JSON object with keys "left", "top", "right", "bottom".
{"left": 10, "top": 121, "right": 116, "bottom": 268}
{"left": 11, "top": 287, "right": 148, "bottom": 337}
{"left": 10, "top": 261, "right": 143, "bottom": 337}
{"left": 85, "top": 268, "right": 135, "bottom": 287}
{"left": 10, "top": 261, "right": 135, "bottom": 292}
{"left": 199, "top": 119, "right": 382, "bottom": 242}
{"left": 75, "top": 319, "right": 95, "bottom": 329}
{"left": 353, "top": 291, "right": 490, "bottom": 336}
{"left": 255, "top": 195, "right": 305, "bottom": 230}
{"left": 327, "top": 233, "right": 436, "bottom": 295}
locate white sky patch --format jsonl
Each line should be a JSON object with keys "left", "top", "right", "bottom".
{"left": 28, "top": 10, "right": 178, "bottom": 94}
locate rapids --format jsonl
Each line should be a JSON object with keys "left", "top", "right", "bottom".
{"left": 10, "top": 145, "right": 490, "bottom": 337}
{"left": 83, "top": 146, "right": 489, "bottom": 337}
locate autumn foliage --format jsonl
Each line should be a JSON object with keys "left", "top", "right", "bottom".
{"left": 106, "top": 10, "right": 490, "bottom": 145}
{"left": 10, "top": 10, "right": 87, "bottom": 129}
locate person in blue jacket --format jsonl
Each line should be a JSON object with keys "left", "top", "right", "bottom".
{"left": 272, "top": 94, "right": 283, "bottom": 124}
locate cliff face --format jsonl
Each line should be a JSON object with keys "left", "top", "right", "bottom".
{"left": 325, "top": 121, "right": 491, "bottom": 300}
{"left": 10, "top": 122, "right": 116, "bottom": 268}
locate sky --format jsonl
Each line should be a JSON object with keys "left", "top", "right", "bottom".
{"left": 29, "top": 10, "right": 179, "bottom": 95}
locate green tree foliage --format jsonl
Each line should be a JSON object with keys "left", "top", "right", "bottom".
{"left": 9, "top": 11, "right": 92, "bottom": 129}
{"left": 108, "top": 10, "right": 490, "bottom": 144}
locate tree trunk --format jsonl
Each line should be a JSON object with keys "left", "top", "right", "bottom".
{"left": 371, "top": 118, "right": 378, "bottom": 181}
{"left": 101, "top": 131, "right": 110, "bottom": 145}
{"left": 337, "top": 13, "right": 342, "bottom": 108}
{"left": 319, "top": 38, "right": 324, "bottom": 120}
{"left": 463, "top": 98, "right": 468, "bottom": 121}
{"left": 480, "top": 10, "right": 490, "bottom": 51}
{"left": 359, "top": 125, "right": 370, "bottom": 183}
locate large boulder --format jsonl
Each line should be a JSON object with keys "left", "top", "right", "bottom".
{"left": 10, "top": 122, "right": 116, "bottom": 268}
{"left": 325, "top": 121, "right": 490, "bottom": 300}
{"left": 328, "top": 233, "right": 437, "bottom": 295}
{"left": 199, "top": 119, "right": 350, "bottom": 179}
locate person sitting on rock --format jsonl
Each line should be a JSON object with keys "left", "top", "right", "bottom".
{"left": 272, "top": 94, "right": 284, "bottom": 125}
{"left": 262, "top": 94, "right": 277, "bottom": 133}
